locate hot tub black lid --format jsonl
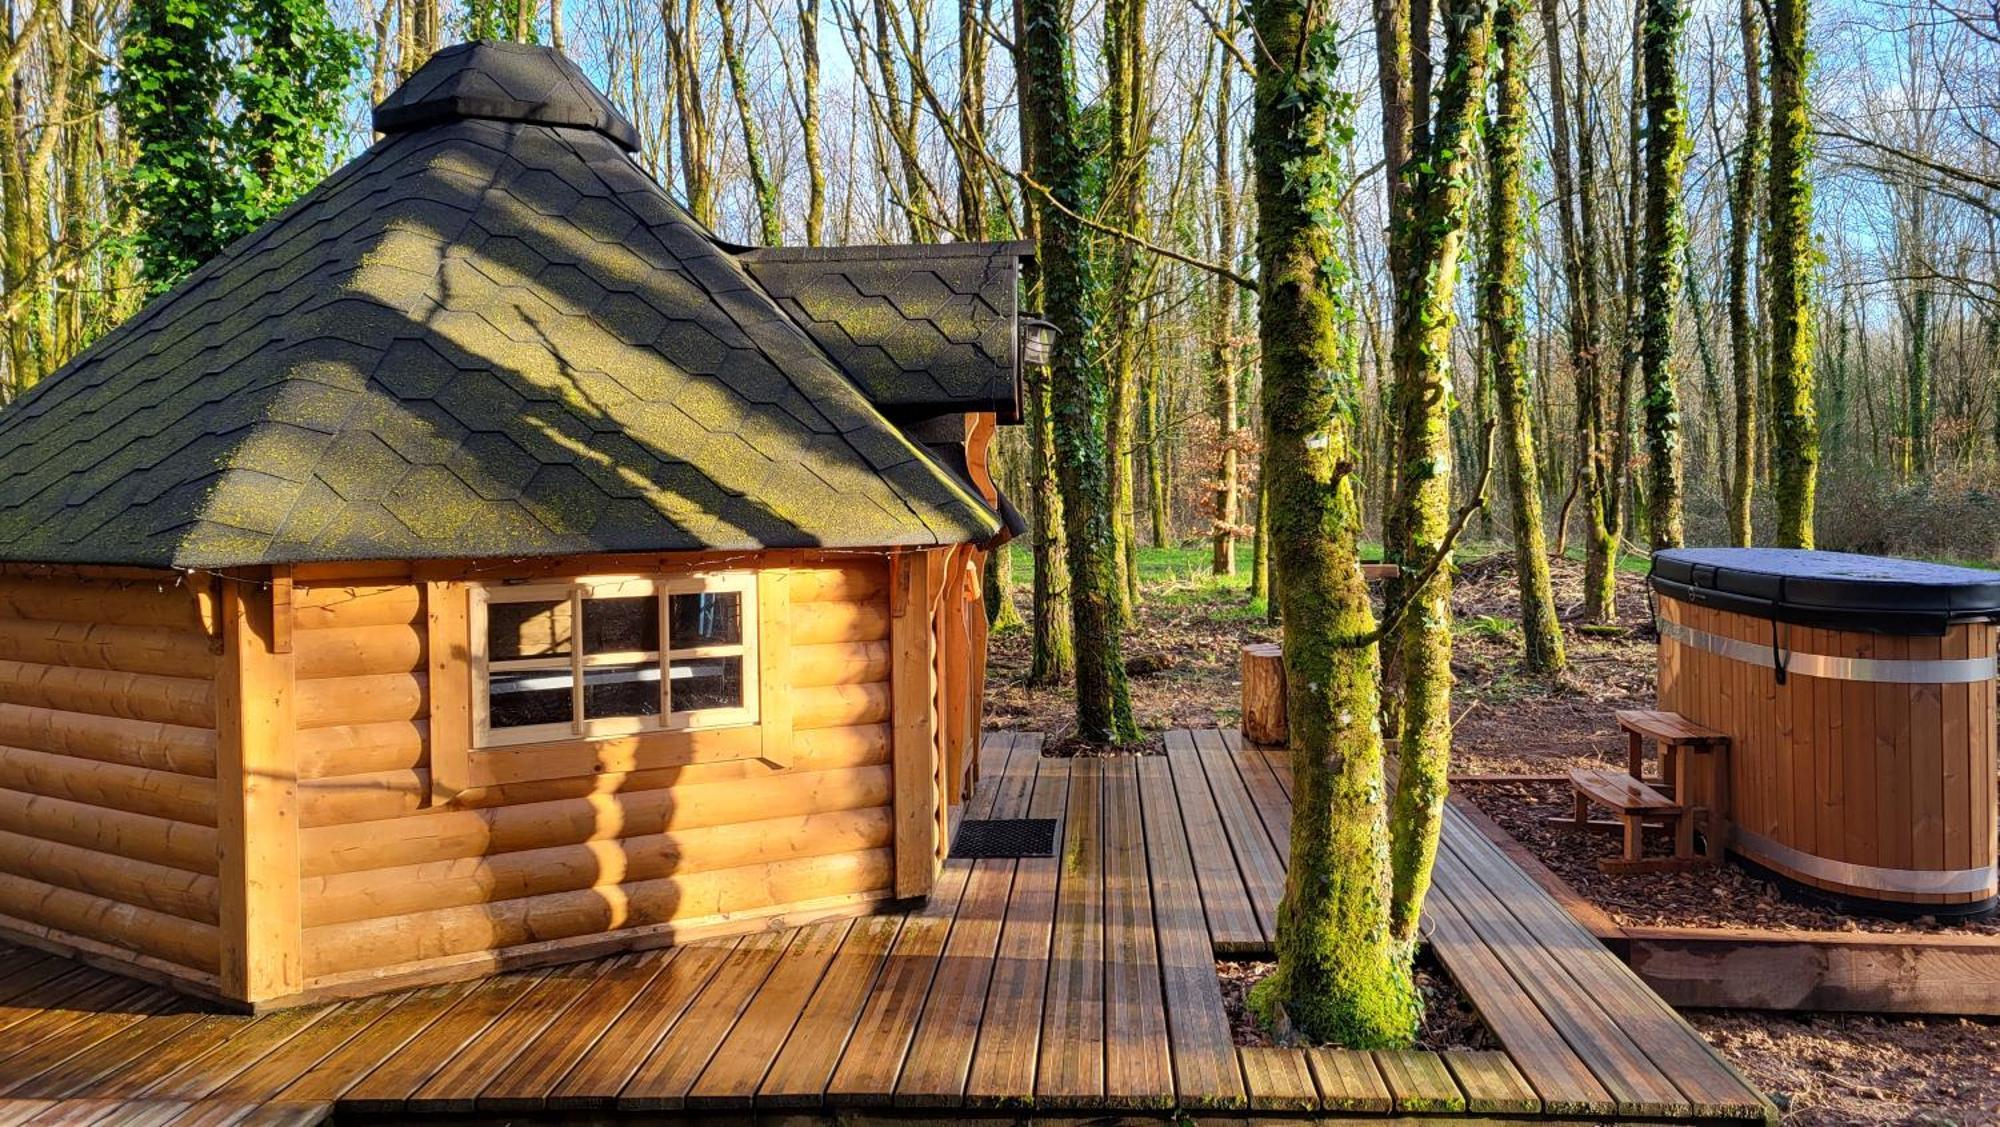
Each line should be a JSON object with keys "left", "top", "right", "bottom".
{"left": 1651, "top": 548, "right": 2000, "bottom": 633}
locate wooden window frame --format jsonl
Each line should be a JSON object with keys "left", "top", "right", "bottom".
{"left": 430, "top": 567, "right": 788, "bottom": 803}
{"left": 470, "top": 572, "right": 760, "bottom": 748}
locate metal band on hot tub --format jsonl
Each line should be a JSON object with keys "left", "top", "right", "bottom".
{"left": 1657, "top": 618, "right": 2000, "bottom": 684}
{"left": 1730, "top": 825, "right": 1999, "bottom": 897}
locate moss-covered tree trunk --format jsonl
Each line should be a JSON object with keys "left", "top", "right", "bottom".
{"left": 1481, "top": 0, "right": 1565, "bottom": 677}
{"left": 715, "top": 0, "right": 780, "bottom": 245}
{"left": 1103, "top": 0, "right": 1149, "bottom": 626}
{"left": 1247, "top": 0, "right": 1417, "bottom": 1047}
{"left": 1726, "top": 0, "right": 1762, "bottom": 546}
{"left": 1537, "top": 0, "right": 1616, "bottom": 622}
{"left": 1903, "top": 278, "right": 1930, "bottom": 480}
{"left": 1637, "top": 0, "right": 1688, "bottom": 549}
{"left": 1385, "top": 0, "right": 1494, "bottom": 944}
{"left": 1020, "top": 0, "right": 1139, "bottom": 742}
{"left": 1015, "top": 34, "right": 1075, "bottom": 685}
{"left": 1766, "top": 0, "right": 1818, "bottom": 548}
{"left": 798, "top": 0, "right": 824, "bottom": 245}
{"left": 1211, "top": 38, "right": 1241, "bottom": 577}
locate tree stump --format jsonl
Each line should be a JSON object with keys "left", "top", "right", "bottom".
{"left": 1241, "top": 642, "right": 1287, "bottom": 746}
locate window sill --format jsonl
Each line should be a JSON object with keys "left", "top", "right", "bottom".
{"left": 449, "top": 722, "right": 775, "bottom": 795}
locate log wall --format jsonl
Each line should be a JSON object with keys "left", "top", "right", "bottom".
{"left": 291, "top": 555, "right": 912, "bottom": 994}
{"left": 0, "top": 570, "right": 222, "bottom": 989}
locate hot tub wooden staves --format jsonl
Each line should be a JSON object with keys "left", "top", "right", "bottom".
{"left": 1651, "top": 549, "right": 2000, "bottom": 915}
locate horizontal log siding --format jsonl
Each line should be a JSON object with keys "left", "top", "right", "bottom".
{"left": 293, "top": 559, "right": 901, "bottom": 984}
{"left": 0, "top": 572, "right": 221, "bottom": 979}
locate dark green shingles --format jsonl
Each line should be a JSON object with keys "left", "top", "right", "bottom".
{"left": 742, "top": 246, "right": 1026, "bottom": 418}
{"left": 0, "top": 43, "right": 1006, "bottom": 568}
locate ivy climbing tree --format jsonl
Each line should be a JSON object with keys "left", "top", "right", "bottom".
{"left": 1247, "top": 0, "right": 1418, "bottom": 1046}
{"left": 1767, "top": 0, "right": 1819, "bottom": 547}
{"left": 1481, "top": 0, "right": 1564, "bottom": 676}
{"left": 1017, "top": 0, "right": 1139, "bottom": 745}
{"left": 1638, "top": 0, "right": 1689, "bottom": 549}
{"left": 119, "top": 0, "right": 361, "bottom": 293}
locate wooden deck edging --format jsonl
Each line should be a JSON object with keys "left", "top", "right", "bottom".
{"left": 0, "top": 731, "right": 1773, "bottom": 1123}
{"left": 1458, "top": 785, "right": 2000, "bottom": 1017}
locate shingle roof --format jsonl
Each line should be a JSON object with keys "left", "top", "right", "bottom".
{"left": 0, "top": 44, "right": 1006, "bottom": 569}
{"left": 742, "top": 243, "right": 1031, "bottom": 421}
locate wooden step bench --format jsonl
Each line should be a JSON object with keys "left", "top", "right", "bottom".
{"left": 1615, "top": 708, "right": 1731, "bottom": 862}
{"left": 1564, "top": 768, "right": 1700, "bottom": 874}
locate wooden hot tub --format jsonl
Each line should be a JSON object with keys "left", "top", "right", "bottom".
{"left": 1652, "top": 549, "right": 2000, "bottom": 915}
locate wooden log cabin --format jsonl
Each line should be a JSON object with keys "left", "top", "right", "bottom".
{"left": 0, "top": 42, "right": 1028, "bottom": 1010}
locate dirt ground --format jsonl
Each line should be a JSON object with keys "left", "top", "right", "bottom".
{"left": 1219, "top": 957, "right": 1496, "bottom": 1053}
{"left": 984, "top": 544, "right": 2000, "bottom": 1124}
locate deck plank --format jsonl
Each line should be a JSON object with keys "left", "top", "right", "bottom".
{"left": 1135, "top": 753, "right": 1245, "bottom": 1109}
{"left": 134, "top": 1006, "right": 334, "bottom": 1100}
{"left": 1442, "top": 807, "right": 1772, "bottom": 1119}
{"left": 338, "top": 970, "right": 551, "bottom": 1112}
{"left": 0, "top": 983, "right": 176, "bottom": 1089}
{"left": 1444, "top": 1049, "right": 1541, "bottom": 1115}
{"left": 892, "top": 734, "right": 1030, "bottom": 1107}
{"left": 274, "top": 983, "right": 475, "bottom": 1104}
{"left": 1237, "top": 1047, "right": 1316, "bottom": 1111}
{"left": 1101, "top": 759, "right": 1174, "bottom": 1108}
{"left": 476, "top": 950, "right": 673, "bottom": 1111}
{"left": 1420, "top": 885, "right": 1616, "bottom": 1116}
{"left": 618, "top": 928, "right": 790, "bottom": 1110}
{"left": 1218, "top": 727, "right": 1293, "bottom": 863}
{"left": 0, "top": 730, "right": 1769, "bottom": 1124}
{"left": 545, "top": 941, "right": 737, "bottom": 1110}
{"left": 1305, "top": 1048, "right": 1392, "bottom": 1113}
{"left": 1188, "top": 728, "right": 1286, "bottom": 940}
{"left": 208, "top": 992, "right": 408, "bottom": 1102}
{"left": 756, "top": 916, "right": 902, "bottom": 1108}
{"left": 688, "top": 920, "right": 850, "bottom": 1109}
{"left": 1162, "top": 730, "right": 1265, "bottom": 953}
{"left": 1374, "top": 1049, "right": 1467, "bottom": 1113}
{"left": 1431, "top": 838, "right": 1692, "bottom": 1117}
{"left": 1033, "top": 756, "right": 1105, "bottom": 1107}
{"left": 962, "top": 748, "right": 1066, "bottom": 1108}
{"left": 4, "top": 1011, "right": 207, "bottom": 1099}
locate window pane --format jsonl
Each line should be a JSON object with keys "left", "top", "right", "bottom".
{"left": 669, "top": 591, "right": 742, "bottom": 649}
{"left": 583, "top": 595, "right": 660, "bottom": 654}
{"left": 583, "top": 663, "right": 661, "bottom": 720}
{"left": 488, "top": 599, "right": 572, "bottom": 660}
{"left": 489, "top": 669, "right": 574, "bottom": 728}
{"left": 670, "top": 656, "right": 742, "bottom": 712}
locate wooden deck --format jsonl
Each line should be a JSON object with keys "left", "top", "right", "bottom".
{"left": 0, "top": 730, "right": 1773, "bottom": 1124}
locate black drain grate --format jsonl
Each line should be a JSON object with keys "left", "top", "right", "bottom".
{"left": 951, "top": 818, "right": 1058, "bottom": 859}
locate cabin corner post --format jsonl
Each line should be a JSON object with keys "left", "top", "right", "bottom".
{"left": 891, "top": 550, "right": 939, "bottom": 897}
{"left": 215, "top": 575, "right": 303, "bottom": 1006}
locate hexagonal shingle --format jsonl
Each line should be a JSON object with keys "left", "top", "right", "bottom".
{"left": 0, "top": 41, "right": 1001, "bottom": 568}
